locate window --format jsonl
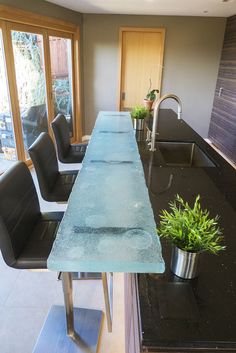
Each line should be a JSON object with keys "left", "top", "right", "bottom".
{"left": 49, "top": 35, "right": 74, "bottom": 135}
{"left": 0, "top": 28, "right": 16, "bottom": 174}
{"left": 0, "top": 7, "right": 81, "bottom": 173}
{"left": 11, "top": 28, "right": 49, "bottom": 158}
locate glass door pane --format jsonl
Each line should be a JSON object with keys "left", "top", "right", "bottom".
{"left": 11, "top": 30, "right": 48, "bottom": 158}
{"left": 49, "top": 36, "right": 74, "bottom": 135}
{"left": 0, "top": 29, "right": 17, "bottom": 174}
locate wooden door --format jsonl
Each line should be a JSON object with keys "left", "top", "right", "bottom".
{"left": 119, "top": 27, "right": 165, "bottom": 111}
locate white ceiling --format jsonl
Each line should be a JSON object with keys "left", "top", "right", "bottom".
{"left": 46, "top": 0, "right": 236, "bottom": 17}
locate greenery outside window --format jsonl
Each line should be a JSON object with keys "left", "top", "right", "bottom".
{"left": 0, "top": 6, "right": 81, "bottom": 173}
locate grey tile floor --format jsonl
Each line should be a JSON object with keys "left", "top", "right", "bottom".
{"left": 0, "top": 162, "right": 104, "bottom": 353}
{"left": 0, "top": 154, "right": 16, "bottom": 175}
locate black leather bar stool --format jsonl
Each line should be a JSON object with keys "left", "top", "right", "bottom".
{"left": 29, "top": 133, "right": 101, "bottom": 281}
{"left": 28, "top": 132, "right": 78, "bottom": 202}
{"left": 0, "top": 161, "right": 63, "bottom": 270}
{"left": 51, "top": 114, "right": 87, "bottom": 163}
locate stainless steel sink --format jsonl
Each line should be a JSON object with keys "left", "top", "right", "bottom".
{"left": 157, "top": 141, "right": 216, "bottom": 167}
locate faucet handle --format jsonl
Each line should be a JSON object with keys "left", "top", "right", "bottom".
{"left": 146, "top": 129, "right": 151, "bottom": 142}
{"left": 148, "top": 142, "right": 156, "bottom": 151}
{"left": 177, "top": 106, "right": 182, "bottom": 119}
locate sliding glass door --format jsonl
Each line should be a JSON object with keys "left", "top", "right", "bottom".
{"left": 0, "top": 20, "right": 78, "bottom": 174}
{"left": 0, "top": 28, "right": 17, "bottom": 174}
{"left": 49, "top": 33, "right": 74, "bottom": 135}
{"left": 11, "top": 28, "right": 49, "bottom": 158}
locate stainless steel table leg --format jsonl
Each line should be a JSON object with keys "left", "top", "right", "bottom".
{"left": 102, "top": 272, "right": 113, "bottom": 332}
{"left": 33, "top": 272, "right": 103, "bottom": 352}
{"left": 61, "top": 272, "right": 76, "bottom": 338}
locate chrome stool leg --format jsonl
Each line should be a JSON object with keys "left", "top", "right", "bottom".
{"left": 102, "top": 272, "right": 113, "bottom": 332}
{"left": 61, "top": 272, "right": 75, "bottom": 338}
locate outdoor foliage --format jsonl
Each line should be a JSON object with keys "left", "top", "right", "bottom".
{"left": 11, "top": 32, "right": 71, "bottom": 114}
{"left": 0, "top": 31, "right": 72, "bottom": 153}
{"left": 12, "top": 31, "right": 46, "bottom": 109}
{"left": 159, "top": 194, "right": 225, "bottom": 254}
{"left": 0, "top": 39, "right": 11, "bottom": 114}
{"left": 53, "top": 78, "right": 71, "bottom": 115}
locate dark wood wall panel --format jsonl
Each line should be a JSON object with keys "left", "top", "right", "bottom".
{"left": 208, "top": 15, "right": 236, "bottom": 164}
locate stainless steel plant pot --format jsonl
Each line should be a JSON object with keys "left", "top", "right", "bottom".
{"left": 135, "top": 130, "right": 144, "bottom": 142}
{"left": 133, "top": 118, "right": 144, "bottom": 131}
{"left": 171, "top": 246, "right": 200, "bottom": 279}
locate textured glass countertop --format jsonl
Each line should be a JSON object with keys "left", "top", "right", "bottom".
{"left": 47, "top": 111, "right": 165, "bottom": 273}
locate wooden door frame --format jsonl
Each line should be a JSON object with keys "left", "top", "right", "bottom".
{"left": 118, "top": 27, "right": 166, "bottom": 111}
{"left": 1, "top": 21, "right": 26, "bottom": 162}
{"left": 6, "top": 23, "right": 79, "bottom": 149}
{"left": 0, "top": 5, "right": 82, "bottom": 169}
{"left": 45, "top": 29, "right": 78, "bottom": 143}
{"left": 0, "top": 4, "right": 77, "bottom": 33}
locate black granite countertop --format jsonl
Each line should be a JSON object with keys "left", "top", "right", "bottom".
{"left": 137, "top": 109, "right": 236, "bottom": 352}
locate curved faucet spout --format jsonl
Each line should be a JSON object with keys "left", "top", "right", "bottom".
{"left": 149, "top": 93, "right": 182, "bottom": 152}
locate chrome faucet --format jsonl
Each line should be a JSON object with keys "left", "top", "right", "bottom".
{"left": 149, "top": 93, "right": 182, "bottom": 151}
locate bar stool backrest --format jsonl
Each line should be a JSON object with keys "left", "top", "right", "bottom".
{"left": 0, "top": 162, "right": 41, "bottom": 267}
{"left": 28, "top": 132, "right": 59, "bottom": 197}
{"left": 51, "top": 114, "right": 71, "bottom": 159}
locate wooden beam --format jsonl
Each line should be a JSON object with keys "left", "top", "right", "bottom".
{"left": 0, "top": 4, "right": 78, "bottom": 33}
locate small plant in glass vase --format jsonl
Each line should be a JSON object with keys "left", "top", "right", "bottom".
{"left": 143, "top": 78, "right": 159, "bottom": 111}
{"left": 158, "top": 194, "right": 225, "bottom": 279}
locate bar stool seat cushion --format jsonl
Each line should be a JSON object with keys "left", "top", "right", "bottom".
{"left": 0, "top": 161, "right": 64, "bottom": 270}
{"left": 52, "top": 114, "right": 87, "bottom": 163}
{"left": 28, "top": 132, "right": 78, "bottom": 202}
{"left": 14, "top": 212, "right": 63, "bottom": 269}
{"left": 47, "top": 170, "right": 77, "bottom": 202}
{"left": 65, "top": 144, "right": 87, "bottom": 164}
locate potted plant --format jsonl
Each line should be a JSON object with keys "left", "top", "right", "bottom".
{"left": 158, "top": 194, "right": 225, "bottom": 279}
{"left": 143, "top": 79, "right": 159, "bottom": 110}
{"left": 131, "top": 105, "right": 149, "bottom": 131}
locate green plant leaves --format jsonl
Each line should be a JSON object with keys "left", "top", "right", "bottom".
{"left": 146, "top": 89, "right": 159, "bottom": 101}
{"left": 131, "top": 105, "right": 148, "bottom": 119}
{"left": 158, "top": 194, "right": 225, "bottom": 254}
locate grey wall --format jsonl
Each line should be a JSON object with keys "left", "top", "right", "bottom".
{"left": 0, "top": 2, "right": 226, "bottom": 137}
{"left": 0, "top": 0, "right": 82, "bottom": 25}
{"left": 82, "top": 14, "right": 226, "bottom": 137}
